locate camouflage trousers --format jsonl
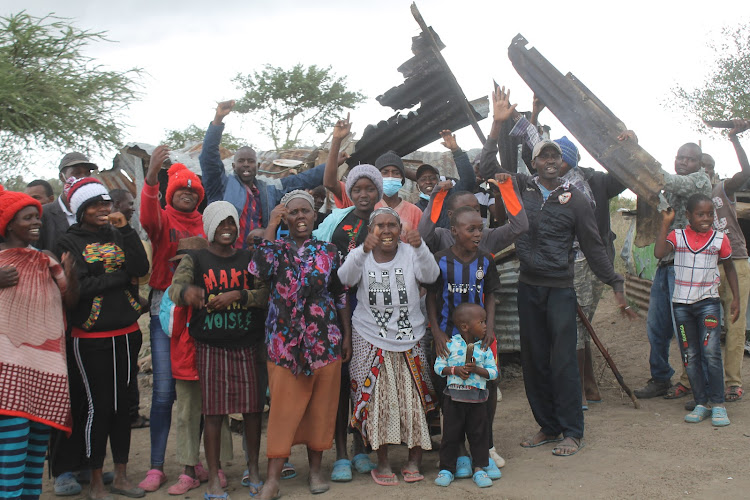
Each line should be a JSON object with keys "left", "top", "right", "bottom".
{"left": 574, "top": 258, "right": 605, "bottom": 350}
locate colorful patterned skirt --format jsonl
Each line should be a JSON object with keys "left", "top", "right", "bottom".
{"left": 196, "top": 343, "right": 266, "bottom": 415}
{"left": 349, "top": 329, "right": 437, "bottom": 450}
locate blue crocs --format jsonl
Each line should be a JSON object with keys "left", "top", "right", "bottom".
{"left": 434, "top": 470, "right": 454, "bottom": 487}
{"left": 352, "top": 453, "right": 376, "bottom": 474}
{"left": 483, "top": 461, "right": 502, "bottom": 480}
{"left": 472, "top": 470, "right": 493, "bottom": 488}
{"left": 455, "top": 455, "right": 472, "bottom": 478}
{"left": 331, "top": 459, "right": 352, "bottom": 482}
{"left": 54, "top": 472, "right": 82, "bottom": 496}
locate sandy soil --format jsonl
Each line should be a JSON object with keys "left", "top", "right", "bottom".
{"left": 41, "top": 294, "right": 750, "bottom": 500}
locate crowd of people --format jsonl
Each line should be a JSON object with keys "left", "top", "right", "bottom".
{"left": 0, "top": 88, "right": 748, "bottom": 500}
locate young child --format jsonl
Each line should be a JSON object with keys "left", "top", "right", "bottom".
{"left": 434, "top": 303, "right": 498, "bottom": 488}
{"left": 654, "top": 194, "right": 740, "bottom": 426}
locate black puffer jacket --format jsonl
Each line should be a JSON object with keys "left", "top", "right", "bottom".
{"left": 514, "top": 174, "right": 624, "bottom": 291}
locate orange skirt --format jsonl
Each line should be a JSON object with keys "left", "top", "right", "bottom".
{"left": 265, "top": 360, "right": 341, "bottom": 458}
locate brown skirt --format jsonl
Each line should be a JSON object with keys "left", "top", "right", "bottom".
{"left": 196, "top": 343, "right": 266, "bottom": 415}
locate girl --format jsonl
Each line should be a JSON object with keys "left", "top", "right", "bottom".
{"left": 654, "top": 194, "right": 740, "bottom": 426}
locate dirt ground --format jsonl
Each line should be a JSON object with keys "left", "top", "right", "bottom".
{"left": 41, "top": 293, "right": 750, "bottom": 500}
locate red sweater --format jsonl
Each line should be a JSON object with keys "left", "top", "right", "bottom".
{"left": 140, "top": 182, "right": 205, "bottom": 291}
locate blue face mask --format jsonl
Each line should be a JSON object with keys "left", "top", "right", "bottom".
{"left": 419, "top": 191, "right": 431, "bottom": 201}
{"left": 382, "top": 177, "right": 402, "bottom": 197}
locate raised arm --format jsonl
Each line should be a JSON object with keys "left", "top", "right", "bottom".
{"left": 140, "top": 145, "right": 169, "bottom": 237}
{"left": 724, "top": 119, "right": 750, "bottom": 196}
{"left": 653, "top": 208, "right": 675, "bottom": 260}
{"left": 481, "top": 175, "right": 528, "bottom": 253}
{"left": 440, "top": 129, "right": 476, "bottom": 192}
{"left": 323, "top": 115, "right": 351, "bottom": 201}
{"left": 479, "top": 87, "right": 517, "bottom": 180}
{"left": 418, "top": 181, "right": 454, "bottom": 252}
{"left": 198, "top": 100, "right": 233, "bottom": 203}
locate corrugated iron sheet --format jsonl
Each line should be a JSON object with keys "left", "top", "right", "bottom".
{"left": 626, "top": 274, "right": 652, "bottom": 313}
{"left": 495, "top": 257, "right": 521, "bottom": 353}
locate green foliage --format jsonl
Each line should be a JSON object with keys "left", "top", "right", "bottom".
{"left": 0, "top": 11, "right": 141, "bottom": 169}
{"left": 0, "top": 174, "right": 62, "bottom": 196}
{"left": 163, "top": 124, "right": 246, "bottom": 152}
{"left": 670, "top": 22, "right": 750, "bottom": 135}
{"left": 609, "top": 195, "right": 636, "bottom": 214}
{"left": 233, "top": 64, "right": 365, "bottom": 150}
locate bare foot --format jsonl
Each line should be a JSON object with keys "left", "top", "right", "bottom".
{"left": 520, "top": 430, "right": 562, "bottom": 448}
{"left": 308, "top": 471, "right": 329, "bottom": 494}
{"left": 258, "top": 479, "right": 280, "bottom": 500}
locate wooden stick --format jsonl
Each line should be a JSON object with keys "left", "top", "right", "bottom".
{"left": 410, "top": 2, "right": 486, "bottom": 145}
{"left": 576, "top": 305, "right": 640, "bottom": 409}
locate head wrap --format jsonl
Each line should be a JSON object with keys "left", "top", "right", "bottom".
{"left": 368, "top": 206, "right": 401, "bottom": 226}
{"left": 345, "top": 164, "right": 383, "bottom": 202}
{"left": 0, "top": 185, "right": 43, "bottom": 237}
{"left": 280, "top": 189, "right": 314, "bottom": 209}
{"left": 553, "top": 136, "right": 579, "bottom": 169}
{"left": 375, "top": 151, "right": 406, "bottom": 184}
{"left": 165, "top": 163, "right": 205, "bottom": 208}
{"left": 63, "top": 177, "right": 111, "bottom": 223}
{"left": 203, "top": 201, "right": 239, "bottom": 243}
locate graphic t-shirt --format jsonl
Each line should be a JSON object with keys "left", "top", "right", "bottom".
{"left": 331, "top": 210, "right": 368, "bottom": 262}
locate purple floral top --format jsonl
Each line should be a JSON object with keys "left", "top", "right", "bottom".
{"left": 249, "top": 237, "right": 347, "bottom": 376}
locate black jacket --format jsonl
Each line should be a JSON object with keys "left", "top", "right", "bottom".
{"left": 514, "top": 174, "right": 624, "bottom": 291}
{"left": 56, "top": 223, "right": 149, "bottom": 334}
{"left": 579, "top": 167, "right": 626, "bottom": 263}
{"left": 38, "top": 198, "right": 70, "bottom": 252}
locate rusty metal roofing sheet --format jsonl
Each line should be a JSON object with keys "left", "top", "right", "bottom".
{"left": 495, "top": 257, "right": 521, "bottom": 353}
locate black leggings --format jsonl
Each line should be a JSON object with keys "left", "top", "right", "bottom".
{"left": 73, "top": 334, "right": 133, "bottom": 469}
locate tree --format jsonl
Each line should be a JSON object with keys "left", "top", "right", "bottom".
{"left": 0, "top": 11, "right": 141, "bottom": 170}
{"left": 163, "top": 124, "right": 246, "bottom": 152}
{"left": 233, "top": 64, "right": 365, "bottom": 150}
{"left": 670, "top": 22, "right": 750, "bottom": 135}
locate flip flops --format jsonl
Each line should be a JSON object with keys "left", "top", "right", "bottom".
{"left": 330, "top": 459, "right": 352, "bottom": 482}
{"left": 725, "top": 386, "right": 744, "bottom": 402}
{"left": 370, "top": 470, "right": 398, "bottom": 486}
{"left": 400, "top": 468, "right": 424, "bottom": 483}
{"left": 520, "top": 434, "right": 563, "bottom": 448}
{"left": 281, "top": 462, "right": 296, "bottom": 480}
{"left": 352, "top": 454, "right": 376, "bottom": 474}
{"left": 203, "top": 493, "right": 228, "bottom": 500}
{"left": 247, "top": 481, "right": 263, "bottom": 498}
{"left": 552, "top": 437, "right": 585, "bottom": 457}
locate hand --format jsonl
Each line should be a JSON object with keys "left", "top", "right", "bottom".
{"left": 405, "top": 229, "right": 422, "bottom": 248}
{"left": 482, "top": 329, "right": 496, "bottom": 350}
{"left": 494, "top": 173, "right": 512, "bottom": 184}
{"left": 341, "top": 334, "right": 353, "bottom": 363}
{"left": 183, "top": 285, "right": 205, "bottom": 309}
{"left": 337, "top": 151, "right": 350, "bottom": 166}
{"left": 492, "top": 86, "right": 517, "bottom": 123}
{"left": 61, "top": 252, "right": 75, "bottom": 277}
{"left": 614, "top": 291, "right": 638, "bottom": 320}
{"left": 207, "top": 290, "right": 240, "bottom": 311}
{"left": 363, "top": 232, "right": 380, "bottom": 253}
{"left": 532, "top": 94, "right": 546, "bottom": 117}
{"left": 147, "top": 145, "right": 170, "bottom": 184}
{"left": 439, "top": 130, "right": 459, "bottom": 152}
{"left": 433, "top": 328, "right": 449, "bottom": 358}
{"left": 455, "top": 366, "right": 471, "bottom": 380}
{"left": 617, "top": 130, "right": 638, "bottom": 144}
{"left": 214, "top": 100, "right": 235, "bottom": 124}
{"left": 332, "top": 113, "right": 352, "bottom": 142}
{"left": 269, "top": 204, "right": 287, "bottom": 229}
{"left": 435, "top": 180, "right": 454, "bottom": 193}
{"left": 0, "top": 266, "right": 19, "bottom": 288}
{"left": 661, "top": 207, "right": 675, "bottom": 226}
{"left": 730, "top": 298, "right": 740, "bottom": 323}
{"left": 465, "top": 360, "right": 476, "bottom": 373}
{"left": 728, "top": 118, "right": 750, "bottom": 138}
{"left": 108, "top": 212, "right": 127, "bottom": 228}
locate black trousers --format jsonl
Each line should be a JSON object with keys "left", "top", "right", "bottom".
{"left": 127, "top": 331, "right": 142, "bottom": 421}
{"left": 73, "top": 334, "right": 133, "bottom": 469}
{"left": 518, "top": 282, "right": 583, "bottom": 439}
{"left": 438, "top": 396, "right": 489, "bottom": 474}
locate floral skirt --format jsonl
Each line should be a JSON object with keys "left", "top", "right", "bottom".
{"left": 349, "top": 329, "right": 437, "bottom": 450}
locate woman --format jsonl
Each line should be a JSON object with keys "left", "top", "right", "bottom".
{"left": 250, "top": 190, "right": 352, "bottom": 500}
{"left": 169, "top": 201, "right": 268, "bottom": 499}
{"left": 338, "top": 207, "right": 440, "bottom": 486}
{"left": 139, "top": 146, "right": 207, "bottom": 492}
{"left": 0, "top": 187, "right": 77, "bottom": 500}
{"left": 56, "top": 177, "right": 149, "bottom": 499}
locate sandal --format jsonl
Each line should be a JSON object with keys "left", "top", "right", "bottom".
{"left": 552, "top": 437, "right": 584, "bottom": 457}
{"left": 725, "top": 386, "right": 744, "bottom": 402}
{"left": 203, "top": 493, "right": 228, "bottom": 500}
{"left": 434, "top": 470, "right": 454, "bottom": 487}
{"left": 330, "top": 459, "right": 352, "bottom": 482}
{"left": 520, "top": 432, "right": 563, "bottom": 448}
{"left": 400, "top": 468, "right": 424, "bottom": 483}
{"left": 370, "top": 470, "right": 398, "bottom": 486}
{"left": 663, "top": 382, "right": 691, "bottom": 399}
{"left": 472, "top": 470, "right": 493, "bottom": 488}
{"left": 247, "top": 481, "right": 263, "bottom": 498}
{"left": 281, "top": 462, "right": 296, "bottom": 480}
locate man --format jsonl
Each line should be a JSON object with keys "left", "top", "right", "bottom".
{"left": 37, "top": 152, "right": 98, "bottom": 252}
{"left": 199, "top": 100, "right": 332, "bottom": 250}
{"left": 483, "top": 87, "right": 633, "bottom": 457}
{"left": 679, "top": 120, "right": 750, "bottom": 406}
{"left": 25, "top": 179, "right": 55, "bottom": 204}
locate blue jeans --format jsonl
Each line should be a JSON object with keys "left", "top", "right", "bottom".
{"left": 646, "top": 265, "right": 676, "bottom": 382}
{"left": 673, "top": 299, "right": 724, "bottom": 405}
{"left": 149, "top": 315, "right": 175, "bottom": 467}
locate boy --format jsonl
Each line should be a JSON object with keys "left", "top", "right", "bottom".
{"left": 434, "top": 303, "right": 498, "bottom": 488}
{"left": 427, "top": 206, "right": 503, "bottom": 476}
{"left": 654, "top": 195, "right": 740, "bottom": 426}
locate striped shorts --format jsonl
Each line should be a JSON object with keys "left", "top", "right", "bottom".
{"left": 196, "top": 343, "right": 266, "bottom": 415}
{"left": 0, "top": 416, "right": 50, "bottom": 500}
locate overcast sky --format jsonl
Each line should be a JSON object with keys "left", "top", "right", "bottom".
{"left": 5, "top": 0, "right": 750, "bottom": 185}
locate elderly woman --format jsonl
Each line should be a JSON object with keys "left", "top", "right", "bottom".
{"left": 338, "top": 207, "right": 440, "bottom": 486}
{"left": 249, "top": 190, "right": 352, "bottom": 500}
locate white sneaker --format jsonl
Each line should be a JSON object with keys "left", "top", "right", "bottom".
{"left": 489, "top": 447, "right": 505, "bottom": 468}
